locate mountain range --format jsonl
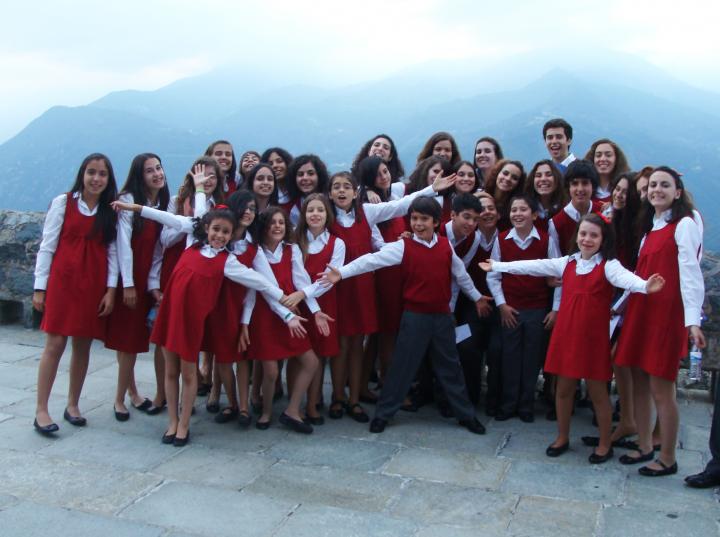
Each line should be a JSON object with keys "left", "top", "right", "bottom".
{"left": 1, "top": 49, "right": 718, "bottom": 249}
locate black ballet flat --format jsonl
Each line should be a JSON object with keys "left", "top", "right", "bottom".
{"left": 588, "top": 448, "right": 614, "bottom": 464}
{"left": 280, "top": 412, "right": 313, "bottom": 434}
{"left": 304, "top": 415, "right": 325, "bottom": 426}
{"left": 237, "top": 411, "right": 252, "bottom": 428}
{"left": 546, "top": 442, "right": 569, "bottom": 457}
{"left": 132, "top": 398, "right": 152, "bottom": 412}
{"left": 113, "top": 405, "right": 130, "bottom": 422}
{"left": 63, "top": 408, "right": 87, "bottom": 427}
{"left": 33, "top": 418, "right": 59, "bottom": 435}
{"left": 639, "top": 459, "right": 677, "bottom": 477}
{"left": 146, "top": 400, "right": 166, "bottom": 415}
{"left": 161, "top": 431, "right": 176, "bottom": 444}
{"left": 255, "top": 419, "right": 271, "bottom": 430}
{"left": 173, "top": 431, "right": 190, "bottom": 447}
{"left": 619, "top": 450, "right": 654, "bottom": 465}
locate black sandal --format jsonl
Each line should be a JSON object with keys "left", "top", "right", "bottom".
{"left": 214, "top": 406, "right": 238, "bottom": 424}
{"left": 328, "top": 399, "right": 345, "bottom": 419}
{"left": 346, "top": 403, "right": 369, "bottom": 423}
{"left": 619, "top": 450, "right": 654, "bottom": 465}
{"left": 639, "top": 459, "right": 677, "bottom": 477}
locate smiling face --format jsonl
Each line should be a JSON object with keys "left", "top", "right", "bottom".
{"left": 205, "top": 217, "right": 233, "bottom": 249}
{"left": 329, "top": 176, "right": 357, "bottom": 211}
{"left": 266, "top": 211, "right": 287, "bottom": 245}
{"left": 211, "top": 143, "right": 233, "bottom": 174}
{"left": 432, "top": 139, "right": 453, "bottom": 161}
{"left": 426, "top": 162, "right": 444, "bottom": 186}
{"left": 533, "top": 164, "right": 556, "bottom": 197}
{"left": 545, "top": 127, "right": 571, "bottom": 162}
{"left": 142, "top": 157, "right": 165, "bottom": 194}
{"left": 647, "top": 170, "right": 681, "bottom": 214}
{"left": 576, "top": 220, "right": 603, "bottom": 259}
{"left": 478, "top": 196, "right": 498, "bottom": 233}
{"left": 252, "top": 166, "right": 275, "bottom": 199}
{"left": 240, "top": 200, "right": 257, "bottom": 228}
{"left": 374, "top": 162, "right": 392, "bottom": 191}
{"left": 369, "top": 137, "right": 392, "bottom": 162}
{"left": 296, "top": 162, "right": 318, "bottom": 195}
{"left": 455, "top": 164, "right": 476, "bottom": 193}
{"left": 451, "top": 209, "right": 479, "bottom": 238}
{"left": 305, "top": 199, "right": 328, "bottom": 233}
{"left": 496, "top": 164, "right": 522, "bottom": 193}
{"left": 636, "top": 176, "right": 649, "bottom": 200}
{"left": 240, "top": 153, "right": 260, "bottom": 175}
{"left": 509, "top": 198, "right": 536, "bottom": 233}
{"left": 612, "top": 178, "right": 629, "bottom": 210}
{"left": 474, "top": 141, "right": 497, "bottom": 172}
{"left": 594, "top": 143, "right": 616, "bottom": 177}
{"left": 82, "top": 159, "right": 110, "bottom": 198}
{"left": 268, "top": 152, "right": 288, "bottom": 182}
{"left": 410, "top": 212, "right": 437, "bottom": 241}
{"left": 568, "top": 178, "right": 593, "bottom": 206}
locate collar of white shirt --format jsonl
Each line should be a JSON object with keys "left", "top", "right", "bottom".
{"left": 563, "top": 201, "right": 593, "bottom": 222}
{"left": 506, "top": 226, "right": 540, "bottom": 246}
{"left": 569, "top": 251, "right": 603, "bottom": 266}
{"left": 412, "top": 233, "right": 438, "bottom": 248}
{"left": 306, "top": 229, "right": 330, "bottom": 245}
{"left": 652, "top": 209, "right": 673, "bottom": 228}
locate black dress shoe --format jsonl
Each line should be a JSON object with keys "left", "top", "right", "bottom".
{"left": 685, "top": 470, "right": 720, "bottom": 489}
{"left": 215, "top": 407, "right": 239, "bottom": 424}
{"left": 255, "top": 419, "right": 271, "bottom": 430}
{"left": 304, "top": 415, "right": 325, "bottom": 426}
{"left": 279, "top": 412, "right": 313, "bottom": 434}
{"left": 161, "top": 431, "right": 176, "bottom": 444}
{"left": 588, "top": 448, "right": 614, "bottom": 464}
{"left": 132, "top": 398, "right": 152, "bottom": 412}
{"left": 639, "top": 459, "right": 677, "bottom": 477}
{"left": 546, "top": 442, "right": 569, "bottom": 457}
{"left": 619, "top": 450, "right": 654, "bottom": 465}
{"left": 114, "top": 405, "right": 130, "bottom": 422}
{"left": 63, "top": 408, "right": 87, "bottom": 427}
{"left": 173, "top": 431, "right": 190, "bottom": 447}
{"left": 518, "top": 412, "right": 535, "bottom": 423}
{"left": 237, "top": 411, "right": 252, "bottom": 428}
{"left": 459, "top": 417, "right": 486, "bottom": 435}
{"left": 33, "top": 418, "right": 59, "bottom": 435}
{"left": 146, "top": 400, "right": 166, "bottom": 415}
{"left": 369, "top": 417, "right": 387, "bottom": 433}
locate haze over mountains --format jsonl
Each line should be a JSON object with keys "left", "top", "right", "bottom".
{"left": 1, "top": 49, "right": 718, "bottom": 248}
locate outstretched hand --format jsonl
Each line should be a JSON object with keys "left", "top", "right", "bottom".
{"left": 478, "top": 259, "right": 493, "bottom": 272}
{"left": 287, "top": 316, "right": 308, "bottom": 338}
{"left": 645, "top": 273, "right": 665, "bottom": 294}
{"left": 365, "top": 190, "right": 382, "bottom": 204}
{"left": 192, "top": 164, "right": 208, "bottom": 190}
{"left": 110, "top": 200, "right": 141, "bottom": 213}
{"left": 431, "top": 172, "right": 457, "bottom": 192}
{"left": 238, "top": 324, "right": 250, "bottom": 352}
{"left": 318, "top": 265, "right": 342, "bottom": 287}
{"left": 283, "top": 290, "right": 306, "bottom": 309}
{"left": 314, "top": 311, "right": 335, "bottom": 337}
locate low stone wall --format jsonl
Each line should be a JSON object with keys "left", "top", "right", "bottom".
{"left": 0, "top": 210, "right": 44, "bottom": 326}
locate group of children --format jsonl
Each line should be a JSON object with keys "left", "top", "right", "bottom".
{"left": 31, "top": 118, "right": 706, "bottom": 478}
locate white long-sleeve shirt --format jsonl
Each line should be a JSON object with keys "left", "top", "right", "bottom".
{"left": 34, "top": 192, "right": 119, "bottom": 290}
{"left": 338, "top": 233, "right": 482, "bottom": 310}
{"left": 159, "top": 193, "right": 214, "bottom": 249}
{"left": 116, "top": 192, "right": 164, "bottom": 290}
{"left": 303, "top": 230, "right": 346, "bottom": 298}
{"left": 487, "top": 226, "right": 562, "bottom": 309}
{"left": 260, "top": 242, "right": 321, "bottom": 314}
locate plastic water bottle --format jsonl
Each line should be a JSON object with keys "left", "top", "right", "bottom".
{"left": 689, "top": 343, "right": 702, "bottom": 381}
{"left": 146, "top": 305, "right": 158, "bottom": 329}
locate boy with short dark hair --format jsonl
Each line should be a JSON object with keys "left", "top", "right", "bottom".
{"left": 321, "top": 197, "right": 490, "bottom": 434}
{"left": 543, "top": 118, "right": 576, "bottom": 174}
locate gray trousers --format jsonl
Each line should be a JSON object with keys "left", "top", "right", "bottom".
{"left": 375, "top": 311, "right": 476, "bottom": 422}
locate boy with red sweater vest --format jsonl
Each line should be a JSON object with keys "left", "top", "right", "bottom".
{"left": 549, "top": 160, "right": 603, "bottom": 255}
{"left": 487, "top": 195, "right": 560, "bottom": 422}
{"left": 321, "top": 197, "right": 491, "bottom": 434}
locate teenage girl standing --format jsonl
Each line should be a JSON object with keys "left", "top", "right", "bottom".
{"left": 33, "top": 154, "right": 118, "bottom": 434}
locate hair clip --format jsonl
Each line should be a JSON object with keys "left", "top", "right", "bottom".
{"left": 216, "top": 204, "right": 229, "bottom": 210}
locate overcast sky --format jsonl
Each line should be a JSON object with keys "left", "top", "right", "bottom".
{"left": 2, "top": 0, "right": 719, "bottom": 142}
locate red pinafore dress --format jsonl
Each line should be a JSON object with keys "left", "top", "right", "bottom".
{"left": 150, "top": 246, "right": 227, "bottom": 362}
{"left": 375, "top": 217, "right": 407, "bottom": 333}
{"left": 105, "top": 218, "right": 161, "bottom": 353}
{"left": 302, "top": 235, "right": 340, "bottom": 356}
{"left": 203, "top": 243, "right": 258, "bottom": 363}
{"left": 41, "top": 193, "right": 109, "bottom": 340}
{"left": 545, "top": 259, "right": 615, "bottom": 381}
{"left": 329, "top": 214, "right": 378, "bottom": 336}
{"left": 246, "top": 245, "right": 312, "bottom": 361}
{"left": 615, "top": 221, "right": 688, "bottom": 381}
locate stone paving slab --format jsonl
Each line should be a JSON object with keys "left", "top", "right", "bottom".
{"left": 623, "top": 475, "right": 720, "bottom": 515}
{"left": 500, "top": 460, "right": 626, "bottom": 503}
{"left": 598, "top": 505, "right": 720, "bottom": 536}
{"left": 120, "top": 481, "right": 296, "bottom": 537}
{"left": 382, "top": 446, "right": 509, "bottom": 489}
{"left": 274, "top": 504, "right": 418, "bottom": 537}
{"left": 415, "top": 524, "right": 483, "bottom": 537}
{"left": 245, "top": 460, "right": 406, "bottom": 512}
{"left": 388, "top": 479, "right": 519, "bottom": 531}
{"left": 497, "top": 430, "right": 601, "bottom": 467}
{"left": 507, "top": 495, "right": 601, "bottom": 537}
{"left": 0, "top": 341, "right": 43, "bottom": 362}
{"left": 1, "top": 391, "right": 105, "bottom": 421}
{"left": 0, "top": 415, "right": 84, "bottom": 452}
{"left": 0, "top": 500, "right": 165, "bottom": 537}
{"left": 0, "top": 386, "right": 31, "bottom": 407}
{"left": 0, "top": 449, "right": 162, "bottom": 515}
{"left": 0, "top": 362, "right": 38, "bottom": 389}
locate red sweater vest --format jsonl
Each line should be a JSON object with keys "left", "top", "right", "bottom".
{"left": 551, "top": 202, "right": 603, "bottom": 255}
{"left": 401, "top": 236, "right": 453, "bottom": 314}
{"left": 498, "top": 229, "right": 551, "bottom": 310}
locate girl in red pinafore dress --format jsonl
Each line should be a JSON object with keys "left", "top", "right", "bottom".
{"left": 246, "top": 207, "right": 333, "bottom": 433}
{"left": 614, "top": 167, "right": 705, "bottom": 477}
{"left": 204, "top": 140, "right": 239, "bottom": 195}
{"left": 481, "top": 213, "right": 664, "bottom": 464}
{"left": 295, "top": 194, "right": 346, "bottom": 424}
{"left": 326, "top": 170, "right": 457, "bottom": 422}
{"left": 161, "top": 157, "right": 224, "bottom": 404}
{"left": 260, "top": 147, "right": 294, "bottom": 212}
{"left": 524, "top": 160, "right": 567, "bottom": 234}
{"left": 32, "top": 153, "right": 118, "bottom": 434}
{"left": 483, "top": 159, "right": 527, "bottom": 233}
{"left": 111, "top": 195, "right": 290, "bottom": 446}
{"left": 285, "top": 154, "right": 330, "bottom": 228}
{"left": 105, "top": 153, "right": 169, "bottom": 422}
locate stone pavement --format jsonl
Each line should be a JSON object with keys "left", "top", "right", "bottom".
{"left": 0, "top": 325, "right": 718, "bottom": 537}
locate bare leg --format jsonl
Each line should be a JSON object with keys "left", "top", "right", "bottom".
{"left": 646, "top": 376, "right": 678, "bottom": 469}
{"left": 259, "top": 361, "right": 279, "bottom": 424}
{"left": 216, "top": 362, "right": 238, "bottom": 410}
{"left": 67, "top": 337, "right": 92, "bottom": 416}
{"left": 587, "top": 379, "right": 613, "bottom": 455}
{"left": 163, "top": 348, "right": 180, "bottom": 436}
{"left": 152, "top": 345, "right": 166, "bottom": 406}
{"left": 652, "top": 417, "right": 662, "bottom": 447}
{"left": 177, "top": 359, "right": 198, "bottom": 439}
{"left": 551, "top": 376, "right": 577, "bottom": 448}
{"left": 286, "top": 358, "right": 299, "bottom": 401}
{"left": 306, "top": 357, "right": 326, "bottom": 419}
{"left": 628, "top": 367, "right": 654, "bottom": 456}
{"left": 207, "top": 353, "right": 221, "bottom": 405}
{"left": 199, "top": 351, "right": 212, "bottom": 387}
{"left": 35, "top": 333, "right": 68, "bottom": 426}
{"left": 330, "top": 337, "right": 349, "bottom": 405}
{"left": 347, "top": 334, "right": 365, "bottom": 407}
{"left": 360, "top": 334, "right": 378, "bottom": 399}
{"left": 114, "top": 351, "right": 139, "bottom": 413}
{"left": 251, "top": 360, "right": 263, "bottom": 407}
{"left": 285, "top": 351, "right": 319, "bottom": 420}
{"left": 611, "top": 363, "right": 636, "bottom": 440}
{"left": 236, "top": 362, "right": 250, "bottom": 414}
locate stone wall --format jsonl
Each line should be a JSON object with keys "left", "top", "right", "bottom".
{"left": 0, "top": 210, "right": 44, "bottom": 326}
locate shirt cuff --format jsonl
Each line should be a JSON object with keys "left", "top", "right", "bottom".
{"left": 34, "top": 277, "right": 48, "bottom": 291}
{"left": 684, "top": 309, "right": 702, "bottom": 328}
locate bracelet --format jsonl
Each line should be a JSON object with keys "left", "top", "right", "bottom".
{"left": 284, "top": 312, "right": 293, "bottom": 321}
